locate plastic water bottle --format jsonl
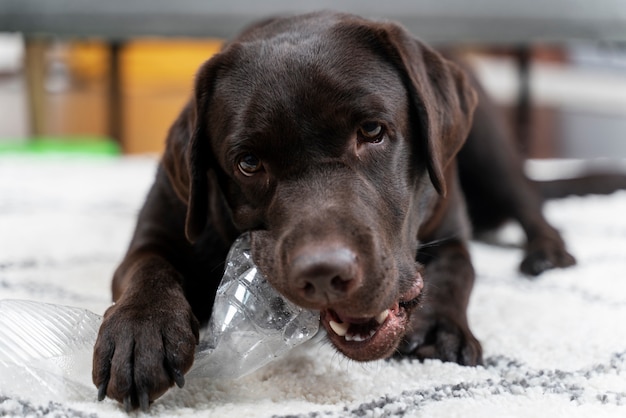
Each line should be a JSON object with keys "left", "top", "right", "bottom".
{"left": 0, "top": 233, "right": 320, "bottom": 401}
{"left": 0, "top": 299, "right": 102, "bottom": 402}
{"left": 188, "top": 232, "right": 320, "bottom": 379}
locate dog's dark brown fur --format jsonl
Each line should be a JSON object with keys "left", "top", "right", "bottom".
{"left": 93, "top": 12, "right": 577, "bottom": 411}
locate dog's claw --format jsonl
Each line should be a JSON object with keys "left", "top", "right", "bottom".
{"left": 139, "top": 392, "right": 150, "bottom": 412}
{"left": 97, "top": 383, "right": 107, "bottom": 402}
{"left": 173, "top": 369, "right": 185, "bottom": 388}
{"left": 123, "top": 395, "right": 132, "bottom": 413}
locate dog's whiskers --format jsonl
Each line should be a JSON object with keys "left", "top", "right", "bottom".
{"left": 416, "top": 233, "right": 463, "bottom": 251}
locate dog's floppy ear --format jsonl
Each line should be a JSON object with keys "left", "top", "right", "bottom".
{"left": 162, "top": 54, "right": 233, "bottom": 243}
{"left": 374, "top": 23, "right": 478, "bottom": 196}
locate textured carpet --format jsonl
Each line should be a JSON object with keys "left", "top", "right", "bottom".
{"left": 0, "top": 155, "right": 625, "bottom": 417}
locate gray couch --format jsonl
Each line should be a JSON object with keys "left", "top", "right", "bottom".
{"left": 2, "top": 0, "right": 626, "bottom": 43}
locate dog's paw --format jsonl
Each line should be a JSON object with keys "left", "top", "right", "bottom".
{"left": 92, "top": 297, "right": 199, "bottom": 411}
{"left": 395, "top": 311, "right": 483, "bottom": 366}
{"left": 520, "top": 236, "right": 576, "bottom": 276}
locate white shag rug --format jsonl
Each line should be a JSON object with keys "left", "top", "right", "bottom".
{"left": 0, "top": 155, "right": 625, "bottom": 418}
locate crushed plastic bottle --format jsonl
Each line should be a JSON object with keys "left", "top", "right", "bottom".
{"left": 0, "top": 299, "right": 101, "bottom": 402}
{"left": 0, "top": 232, "right": 320, "bottom": 402}
{"left": 188, "top": 232, "right": 320, "bottom": 379}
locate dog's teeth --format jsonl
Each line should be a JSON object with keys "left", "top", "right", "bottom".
{"left": 345, "top": 333, "right": 364, "bottom": 342}
{"left": 329, "top": 320, "right": 349, "bottom": 337}
{"left": 375, "top": 309, "right": 390, "bottom": 324}
{"left": 345, "top": 329, "right": 377, "bottom": 342}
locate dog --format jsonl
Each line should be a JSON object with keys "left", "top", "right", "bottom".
{"left": 93, "top": 11, "right": 579, "bottom": 411}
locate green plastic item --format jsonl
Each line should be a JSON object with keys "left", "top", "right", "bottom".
{"left": 0, "top": 137, "right": 121, "bottom": 156}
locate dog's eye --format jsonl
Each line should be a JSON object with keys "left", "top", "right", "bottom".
{"left": 237, "top": 154, "right": 263, "bottom": 177}
{"left": 358, "top": 122, "right": 384, "bottom": 143}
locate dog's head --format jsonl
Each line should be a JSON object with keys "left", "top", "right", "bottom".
{"left": 163, "top": 12, "right": 476, "bottom": 361}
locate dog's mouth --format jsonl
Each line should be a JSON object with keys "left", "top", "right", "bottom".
{"left": 320, "top": 273, "right": 423, "bottom": 361}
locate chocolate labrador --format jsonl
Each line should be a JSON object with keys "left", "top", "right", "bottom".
{"left": 93, "top": 11, "right": 577, "bottom": 410}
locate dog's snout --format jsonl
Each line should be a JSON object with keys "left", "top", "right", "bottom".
{"left": 289, "top": 246, "right": 361, "bottom": 305}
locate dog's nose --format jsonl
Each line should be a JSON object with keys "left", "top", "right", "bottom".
{"left": 289, "top": 245, "right": 361, "bottom": 305}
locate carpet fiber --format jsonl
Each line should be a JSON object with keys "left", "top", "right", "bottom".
{"left": 0, "top": 156, "right": 625, "bottom": 417}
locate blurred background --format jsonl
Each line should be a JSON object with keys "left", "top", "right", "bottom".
{"left": 0, "top": 0, "right": 625, "bottom": 158}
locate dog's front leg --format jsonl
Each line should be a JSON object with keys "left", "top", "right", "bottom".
{"left": 92, "top": 174, "right": 202, "bottom": 411}
{"left": 398, "top": 239, "right": 483, "bottom": 366}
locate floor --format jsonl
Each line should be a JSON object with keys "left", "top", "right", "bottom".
{"left": 0, "top": 35, "right": 625, "bottom": 159}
